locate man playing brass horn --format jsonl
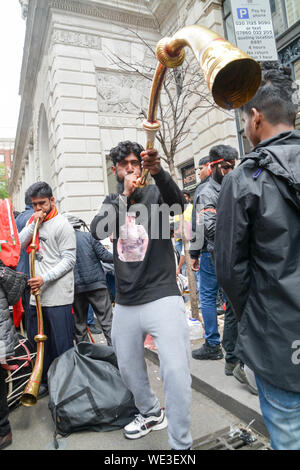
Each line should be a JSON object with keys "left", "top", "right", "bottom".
{"left": 19, "top": 182, "right": 76, "bottom": 399}
{"left": 91, "top": 141, "right": 192, "bottom": 450}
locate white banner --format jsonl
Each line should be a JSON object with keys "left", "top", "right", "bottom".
{"left": 231, "top": 0, "right": 278, "bottom": 61}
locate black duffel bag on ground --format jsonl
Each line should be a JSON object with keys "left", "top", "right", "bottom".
{"left": 47, "top": 342, "right": 138, "bottom": 449}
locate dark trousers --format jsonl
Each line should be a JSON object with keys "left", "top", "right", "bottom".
{"left": 22, "top": 285, "right": 31, "bottom": 334}
{"left": 0, "top": 367, "right": 10, "bottom": 436}
{"left": 222, "top": 299, "right": 238, "bottom": 363}
{"left": 27, "top": 304, "right": 74, "bottom": 386}
{"left": 73, "top": 288, "right": 112, "bottom": 346}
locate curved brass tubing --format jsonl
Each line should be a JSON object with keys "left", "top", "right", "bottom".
{"left": 139, "top": 24, "right": 261, "bottom": 187}
{"left": 21, "top": 220, "right": 47, "bottom": 407}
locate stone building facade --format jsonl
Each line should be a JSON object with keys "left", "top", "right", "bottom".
{"left": 10, "top": 0, "right": 239, "bottom": 221}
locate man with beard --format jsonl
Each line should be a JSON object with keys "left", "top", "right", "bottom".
{"left": 91, "top": 140, "right": 192, "bottom": 450}
{"left": 18, "top": 182, "right": 76, "bottom": 398}
{"left": 190, "top": 145, "right": 238, "bottom": 362}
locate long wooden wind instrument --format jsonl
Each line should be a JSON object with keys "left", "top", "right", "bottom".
{"left": 138, "top": 24, "right": 261, "bottom": 187}
{"left": 21, "top": 220, "right": 47, "bottom": 406}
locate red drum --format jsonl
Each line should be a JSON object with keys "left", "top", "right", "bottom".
{"left": 1, "top": 335, "right": 36, "bottom": 409}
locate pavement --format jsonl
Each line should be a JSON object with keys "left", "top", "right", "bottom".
{"left": 145, "top": 334, "right": 269, "bottom": 439}
{"left": 4, "top": 324, "right": 270, "bottom": 450}
{"left": 5, "top": 353, "right": 250, "bottom": 451}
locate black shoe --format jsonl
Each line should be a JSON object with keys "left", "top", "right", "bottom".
{"left": 233, "top": 363, "right": 258, "bottom": 395}
{"left": 88, "top": 324, "right": 102, "bottom": 335}
{"left": 225, "top": 361, "right": 238, "bottom": 376}
{"left": 38, "top": 384, "right": 49, "bottom": 399}
{"left": 192, "top": 342, "right": 223, "bottom": 360}
{"left": 0, "top": 432, "right": 12, "bottom": 450}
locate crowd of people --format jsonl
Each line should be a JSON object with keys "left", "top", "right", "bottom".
{"left": 0, "top": 62, "right": 299, "bottom": 451}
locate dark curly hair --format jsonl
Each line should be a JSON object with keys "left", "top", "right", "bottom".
{"left": 109, "top": 141, "right": 144, "bottom": 166}
{"left": 209, "top": 145, "right": 238, "bottom": 162}
{"left": 26, "top": 181, "right": 53, "bottom": 199}
{"left": 198, "top": 156, "right": 209, "bottom": 167}
{"left": 241, "top": 61, "right": 298, "bottom": 126}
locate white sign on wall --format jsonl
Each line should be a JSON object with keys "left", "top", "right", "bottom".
{"left": 231, "top": 0, "right": 278, "bottom": 61}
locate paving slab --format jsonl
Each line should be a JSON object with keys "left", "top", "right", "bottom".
{"left": 5, "top": 331, "right": 270, "bottom": 450}
{"left": 145, "top": 336, "right": 269, "bottom": 438}
{"left": 6, "top": 357, "right": 248, "bottom": 451}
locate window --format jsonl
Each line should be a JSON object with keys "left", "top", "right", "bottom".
{"left": 286, "top": 0, "right": 300, "bottom": 29}
{"left": 270, "top": 0, "right": 276, "bottom": 14}
{"left": 0, "top": 154, "right": 4, "bottom": 163}
{"left": 223, "top": 0, "right": 237, "bottom": 46}
{"left": 271, "top": 0, "right": 299, "bottom": 37}
{"left": 294, "top": 58, "right": 300, "bottom": 130}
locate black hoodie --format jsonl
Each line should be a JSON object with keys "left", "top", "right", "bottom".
{"left": 91, "top": 168, "right": 185, "bottom": 305}
{"left": 214, "top": 130, "right": 300, "bottom": 392}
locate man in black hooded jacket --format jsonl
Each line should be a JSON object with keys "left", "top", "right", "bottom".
{"left": 214, "top": 64, "right": 300, "bottom": 450}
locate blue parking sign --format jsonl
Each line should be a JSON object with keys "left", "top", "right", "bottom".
{"left": 237, "top": 7, "right": 249, "bottom": 19}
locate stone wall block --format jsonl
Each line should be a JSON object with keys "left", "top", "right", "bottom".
{"left": 65, "top": 181, "right": 104, "bottom": 197}
{"left": 61, "top": 154, "right": 101, "bottom": 168}
{"left": 60, "top": 196, "right": 91, "bottom": 213}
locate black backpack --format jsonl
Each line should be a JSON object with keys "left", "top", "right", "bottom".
{"left": 47, "top": 342, "right": 138, "bottom": 449}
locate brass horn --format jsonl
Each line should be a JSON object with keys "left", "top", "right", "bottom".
{"left": 21, "top": 220, "right": 47, "bottom": 406}
{"left": 139, "top": 24, "right": 261, "bottom": 186}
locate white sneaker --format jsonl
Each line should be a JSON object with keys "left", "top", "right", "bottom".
{"left": 124, "top": 408, "right": 167, "bottom": 439}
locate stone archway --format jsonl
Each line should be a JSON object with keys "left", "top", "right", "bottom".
{"left": 38, "top": 105, "right": 53, "bottom": 185}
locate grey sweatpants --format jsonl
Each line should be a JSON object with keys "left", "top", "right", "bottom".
{"left": 112, "top": 296, "right": 192, "bottom": 450}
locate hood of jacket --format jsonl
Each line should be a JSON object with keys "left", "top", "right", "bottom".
{"left": 243, "top": 130, "right": 300, "bottom": 211}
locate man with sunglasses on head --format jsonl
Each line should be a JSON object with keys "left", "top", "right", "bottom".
{"left": 190, "top": 145, "right": 238, "bottom": 362}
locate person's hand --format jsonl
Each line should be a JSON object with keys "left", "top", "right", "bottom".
{"left": 190, "top": 258, "right": 199, "bottom": 271}
{"left": 140, "top": 149, "right": 161, "bottom": 176}
{"left": 28, "top": 276, "right": 44, "bottom": 294}
{"left": 33, "top": 210, "right": 46, "bottom": 226}
{"left": 123, "top": 173, "right": 139, "bottom": 197}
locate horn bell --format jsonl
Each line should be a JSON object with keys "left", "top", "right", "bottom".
{"left": 156, "top": 25, "right": 261, "bottom": 110}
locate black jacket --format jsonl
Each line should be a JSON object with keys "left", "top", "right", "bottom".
{"left": 74, "top": 230, "right": 113, "bottom": 294}
{"left": 190, "top": 177, "right": 219, "bottom": 258}
{"left": 191, "top": 177, "right": 210, "bottom": 236}
{"left": 214, "top": 130, "right": 300, "bottom": 392}
{"left": 189, "top": 177, "right": 209, "bottom": 258}
{"left": 91, "top": 168, "right": 185, "bottom": 305}
{"left": 16, "top": 205, "right": 34, "bottom": 277}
